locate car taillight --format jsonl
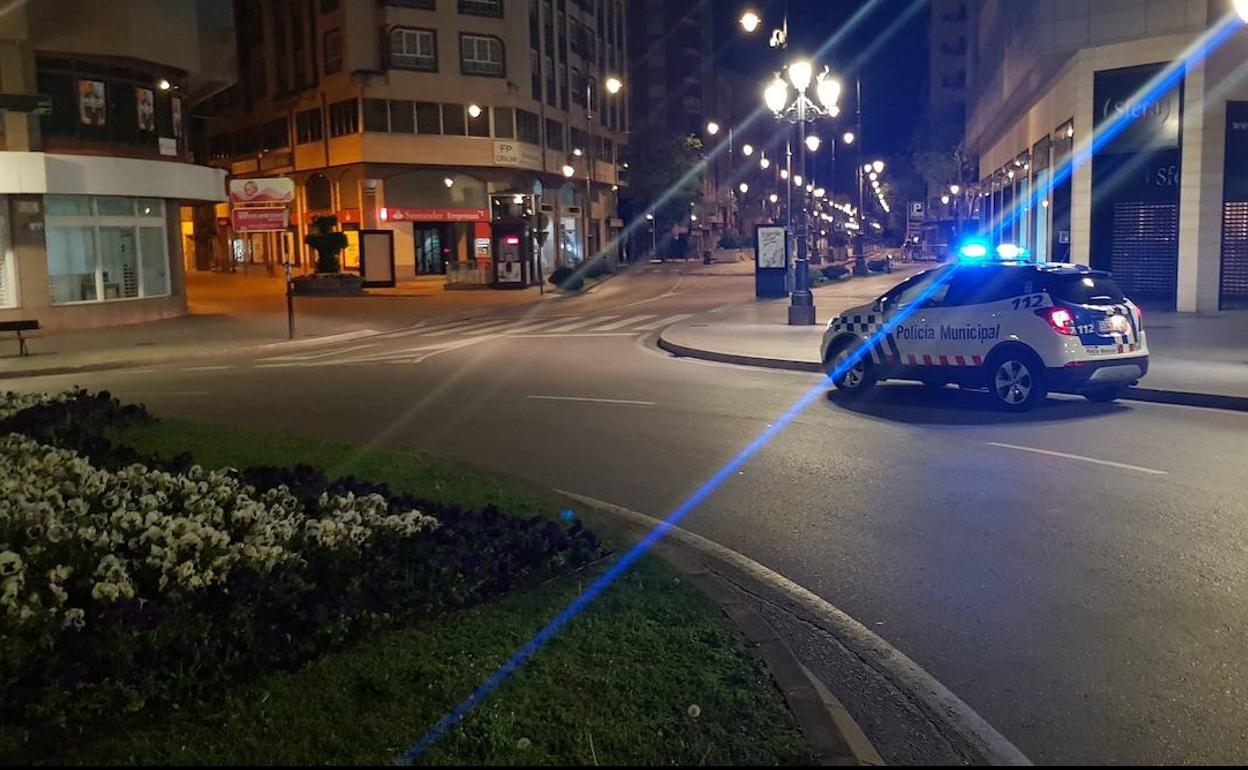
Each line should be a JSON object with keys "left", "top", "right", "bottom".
{"left": 1133, "top": 304, "right": 1144, "bottom": 330}
{"left": 1036, "top": 306, "right": 1076, "bottom": 335}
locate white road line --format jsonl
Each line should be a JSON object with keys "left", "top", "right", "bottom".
{"left": 181, "top": 365, "right": 234, "bottom": 372}
{"left": 542, "top": 315, "right": 617, "bottom": 333}
{"left": 492, "top": 318, "right": 565, "bottom": 334}
{"left": 253, "top": 362, "right": 310, "bottom": 369}
{"left": 593, "top": 314, "right": 656, "bottom": 331}
{"left": 527, "top": 395, "right": 657, "bottom": 406}
{"left": 633, "top": 313, "right": 693, "bottom": 331}
{"left": 985, "top": 442, "right": 1168, "bottom": 475}
{"left": 421, "top": 319, "right": 509, "bottom": 336}
{"left": 511, "top": 332, "right": 637, "bottom": 338}
{"left": 258, "top": 342, "right": 381, "bottom": 362}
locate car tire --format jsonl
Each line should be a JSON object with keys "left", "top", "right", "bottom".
{"left": 985, "top": 347, "right": 1047, "bottom": 412}
{"left": 827, "top": 341, "right": 877, "bottom": 397}
{"left": 1083, "top": 386, "right": 1126, "bottom": 403}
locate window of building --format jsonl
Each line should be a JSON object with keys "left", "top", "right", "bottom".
{"left": 467, "top": 105, "right": 490, "bottom": 137}
{"left": 493, "top": 106, "right": 515, "bottom": 139}
{"left": 389, "top": 27, "right": 437, "bottom": 71}
{"left": 530, "top": 3, "right": 540, "bottom": 51}
{"left": 571, "top": 67, "right": 585, "bottom": 106}
{"left": 442, "top": 103, "right": 466, "bottom": 135}
{"left": 415, "top": 101, "right": 441, "bottom": 133}
{"left": 390, "top": 100, "right": 416, "bottom": 132}
{"left": 44, "top": 196, "right": 169, "bottom": 305}
{"left": 543, "top": 0, "right": 554, "bottom": 56}
{"left": 559, "top": 64, "right": 568, "bottom": 109}
{"left": 531, "top": 51, "right": 542, "bottom": 100}
{"left": 327, "top": 98, "right": 358, "bottom": 136}
{"left": 363, "top": 98, "right": 390, "bottom": 131}
{"left": 295, "top": 108, "right": 323, "bottom": 143}
{"left": 262, "top": 117, "right": 289, "bottom": 150}
{"left": 546, "top": 118, "right": 564, "bottom": 150}
{"left": 460, "top": 34, "right": 505, "bottom": 77}
{"left": 458, "top": 0, "right": 502, "bottom": 17}
{"left": 569, "top": 126, "right": 586, "bottom": 155}
{"left": 545, "top": 56, "right": 556, "bottom": 107}
{"left": 35, "top": 57, "right": 184, "bottom": 151}
{"left": 324, "top": 28, "right": 343, "bottom": 74}
{"left": 517, "top": 109, "right": 540, "bottom": 144}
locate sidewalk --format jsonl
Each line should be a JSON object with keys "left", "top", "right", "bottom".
{"left": 659, "top": 270, "right": 1248, "bottom": 411}
{"left": 0, "top": 270, "right": 554, "bottom": 379}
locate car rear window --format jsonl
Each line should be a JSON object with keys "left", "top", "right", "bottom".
{"left": 1047, "top": 274, "right": 1127, "bottom": 304}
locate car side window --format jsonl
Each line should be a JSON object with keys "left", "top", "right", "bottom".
{"left": 884, "top": 268, "right": 949, "bottom": 311}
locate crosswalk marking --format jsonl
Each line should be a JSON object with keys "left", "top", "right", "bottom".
{"left": 543, "top": 315, "right": 618, "bottom": 333}
{"left": 491, "top": 318, "right": 566, "bottom": 334}
{"left": 633, "top": 314, "right": 692, "bottom": 331}
{"left": 593, "top": 314, "right": 656, "bottom": 331}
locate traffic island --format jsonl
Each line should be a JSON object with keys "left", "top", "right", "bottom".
{"left": 0, "top": 391, "right": 827, "bottom": 766}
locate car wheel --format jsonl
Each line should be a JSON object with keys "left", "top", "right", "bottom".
{"left": 1083, "top": 386, "right": 1126, "bottom": 403}
{"left": 986, "top": 348, "right": 1047, "bottom": 412}
{"left": 827, "top": 342, "right": 877, "bottom": 397}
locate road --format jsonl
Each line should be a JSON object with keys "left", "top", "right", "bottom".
{"left": 9, "top": 264, "right": 1248, "bottom": 764}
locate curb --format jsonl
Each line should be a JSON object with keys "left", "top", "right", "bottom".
{"left": 0, "top": 328, "right": 381, "bottom": 381}
{"left": 561, "top": 491, "right": 883, "bottom": 767}
{"left": 562, "top": 491, "right": 1031, "bottom": 767}
{"left": 658, "top": 332, "right": 1248, "bottom": 412}
{"left": 657, "top": 335, "right": 823, "bottom": 373}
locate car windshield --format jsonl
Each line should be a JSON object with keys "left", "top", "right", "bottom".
{"left": 1047, "top": 274, "right": 1127, "bottom": 304}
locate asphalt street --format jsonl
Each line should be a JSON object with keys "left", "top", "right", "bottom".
{"left": 9, "top": 264, "right": 1248, "bottom": 764}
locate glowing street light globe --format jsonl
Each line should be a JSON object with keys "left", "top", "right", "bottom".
{"left": 787, "top": 60, "right": 813, "bottom": 91}
{"left": 738, "top": 182, "right": 749, "bottom": 194}
{"left": 742, "top": 143, "right": 755, "bottom": 156}
{"left": 764, "top": 76, "right": 789, "bottom": 114}
{"left": 769, "top": 193, "right": 779, "bottom": 203}
{"left": 815, "top": 74, "right": 841, "bottom": 112}
{"left": 467, "top": 104, "right": 482, "bottom": 118}
{"left": 759, "top": 156, "right": 771, "bottom": 169}
{"left": 1237, "top": 0, "right": 1248, "bottom": 22}
{"left": 872, "top": 160, "right": 885, "bottom": 174}
{"left": 842, "top": 132, "right": 855, "bottom": 145}
{"left": 740, "top": 11, "right": 762, "bottom": 32}
{"left": 562, "top": 164, "right": 575, "bottom": 178}
{"left": 605, "top": 76, "right": 623, "bottom": 95}
{"left": 706, "top": 121, "right": 720, "bottom": 136}
{"left": 805, "top": 134, "right": 821, "bottom": 152}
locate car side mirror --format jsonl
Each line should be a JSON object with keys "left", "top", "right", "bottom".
{"left": 873, "top": 297, "right": 886, "bottom": 313}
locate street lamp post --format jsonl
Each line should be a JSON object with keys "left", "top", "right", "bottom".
{"left": 851, "top": 78, "right": 872, "bottom": 276}
{"left": 765, "top": 61, "right": 842, "bottom": 325}
{"left": 583, "top": 75, "right": 622, "bottom": 270}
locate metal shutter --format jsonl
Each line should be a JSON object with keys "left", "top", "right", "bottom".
{"left": 1111, "top": 201, "right": 1178, "bottom": 303}
{"left": 1222, "top": 201, "right": 1248, "bottom": 308}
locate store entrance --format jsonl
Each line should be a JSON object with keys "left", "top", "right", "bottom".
{"left": 414, "top": 224, "right": 451, "bottom": 275}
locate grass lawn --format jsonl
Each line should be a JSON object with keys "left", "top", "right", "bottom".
{"left": 54, "top": 419, "right": 815, "bottom": 765}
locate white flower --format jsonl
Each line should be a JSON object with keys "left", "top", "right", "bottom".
{"left": 0, "top": 550, "right": 22, "bottom": 577}
{"left": 62, "top": 607, "right": 86, "bottom": 630}
{"left": 91, "top": 581, "right": 121, "bottom": 602}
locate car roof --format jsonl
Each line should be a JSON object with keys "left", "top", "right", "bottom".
{"left": 952, "top": 261, "right": 1111, "bottom": 278}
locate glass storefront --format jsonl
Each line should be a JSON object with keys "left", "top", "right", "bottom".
{"left": 0, "top": 197, "right": 14, "bottom": 308}
{"left": 45, "top": 195, "right": 171, "bottom": 305}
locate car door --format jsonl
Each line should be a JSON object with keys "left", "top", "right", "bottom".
{"left": 877, "top": 266, "right": 953, "bottom": 370}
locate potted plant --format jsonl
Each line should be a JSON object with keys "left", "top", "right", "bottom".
{"left": 293, "top": 216, "right": 363, "bottom": 295}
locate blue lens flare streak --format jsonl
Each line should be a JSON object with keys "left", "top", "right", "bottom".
{"left": 399, "top": 13, "right": 1248, "bottom": 765}
{"left": 397, "top": 266, "right": 961, "bottom": 765}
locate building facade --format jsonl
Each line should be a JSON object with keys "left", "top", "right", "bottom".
{"left": 198, "top": 0, "right": 628, "bottom": 283}
{"left": 966, "top": 0, "right": 1248, "bottom": 312}
{"left": 0, "top": 0, "right": 231, "bottom": 331}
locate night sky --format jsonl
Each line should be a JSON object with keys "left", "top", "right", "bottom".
{"left": 712, "top": 0, "right": 930, "bottom": 158}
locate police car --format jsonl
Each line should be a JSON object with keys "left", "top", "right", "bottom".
{"left": 821, "top": 246, "right": 1149, "bottom": 411}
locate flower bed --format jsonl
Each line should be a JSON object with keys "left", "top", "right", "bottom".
{"left": 0, "top": 391, "right": 602, "bottom": 758}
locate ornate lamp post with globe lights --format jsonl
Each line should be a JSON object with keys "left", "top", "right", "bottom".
{"left": 764, "top": 61, "right": 842, "bottom": 325}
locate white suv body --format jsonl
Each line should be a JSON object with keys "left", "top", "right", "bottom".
{"left": 820, "top": 262, "right": 1149, "bottom": 410}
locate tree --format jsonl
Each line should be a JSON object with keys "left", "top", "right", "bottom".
{"left": 304, "top": 215, "right": 348, "bottom": 274}
{"left": 622, "top": 127, "right": 705, "bottom": 229}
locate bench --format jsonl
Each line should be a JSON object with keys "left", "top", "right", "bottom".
{"left": 0, "top": 320, "right": 39, "bottom": 356}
